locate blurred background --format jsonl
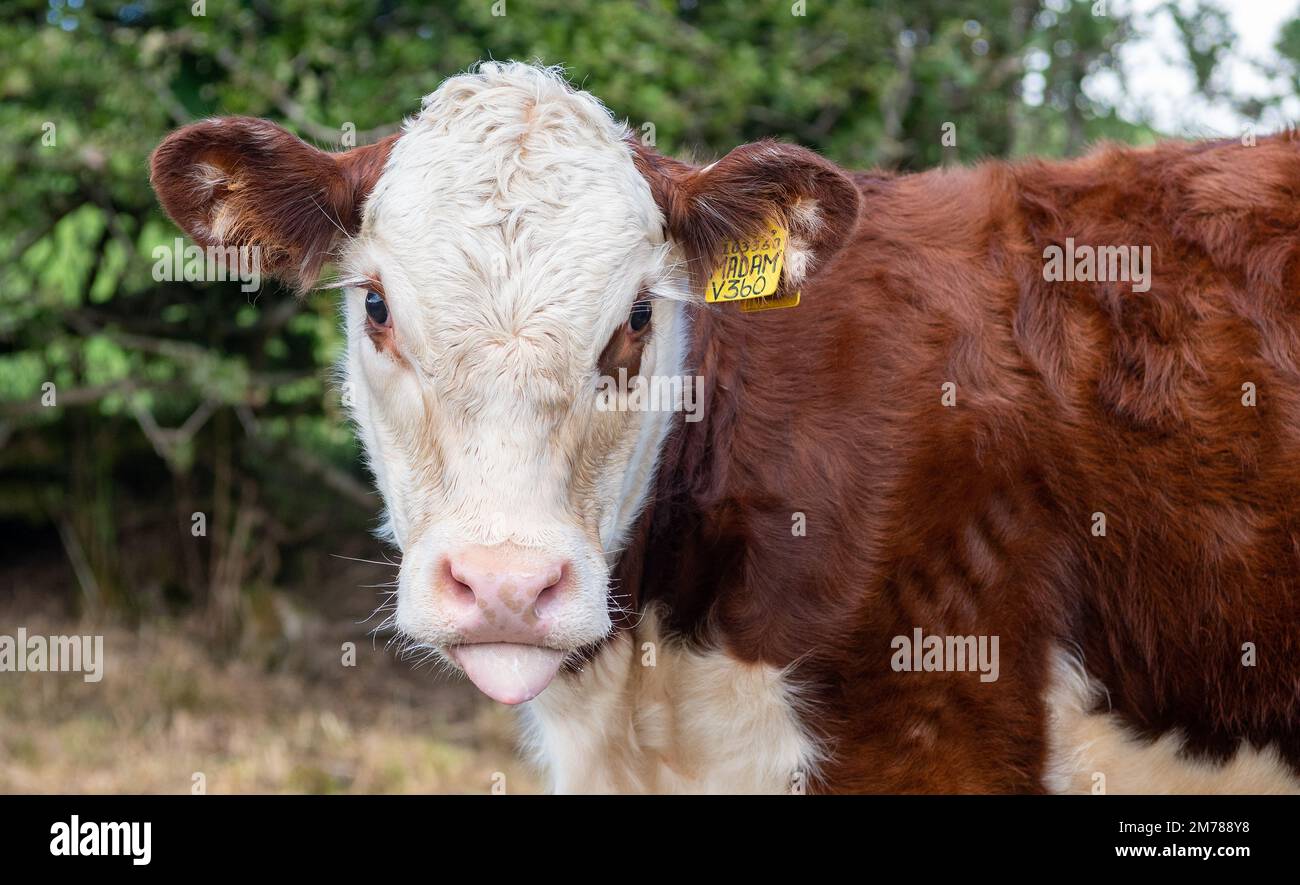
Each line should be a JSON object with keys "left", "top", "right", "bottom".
{"left": 2, "top": 0, "right": 1299, "bottom": 793}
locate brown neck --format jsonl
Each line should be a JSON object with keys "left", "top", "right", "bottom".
{"left": 610, "top": 302, "right": 752, "bottom": 642}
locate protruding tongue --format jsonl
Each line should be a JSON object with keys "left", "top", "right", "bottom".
{"left": 450, "top": 643, "right": 566, "bottom": 705}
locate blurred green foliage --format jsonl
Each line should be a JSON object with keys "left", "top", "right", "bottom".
{"left": 0, "top": 0, "right": 1268, "bottom": 626}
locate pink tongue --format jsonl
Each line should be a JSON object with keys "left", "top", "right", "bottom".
{"left": 450, "top": 643, "right": 566, "bottom": 705}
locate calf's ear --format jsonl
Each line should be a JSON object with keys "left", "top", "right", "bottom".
{"left": 149, "top": 117, "right": 396, "bottom": 292}
{"left": 632, "top": 139, "right": 860, "bottom": 295}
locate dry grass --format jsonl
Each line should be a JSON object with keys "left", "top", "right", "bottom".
{"left": 0, "top": 608, "right": 542, "bottom": 794}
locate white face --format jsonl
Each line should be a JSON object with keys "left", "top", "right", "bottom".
{"left": 337, "top": 64, "right": 690, "bottom": 703}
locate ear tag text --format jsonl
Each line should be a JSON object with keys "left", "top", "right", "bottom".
{"left": 705, "top": 220, "right": 789, "bottom": 304}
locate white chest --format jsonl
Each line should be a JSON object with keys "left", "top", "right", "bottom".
{"left": 520, "top": 609, "right": 821, "bottom": 794}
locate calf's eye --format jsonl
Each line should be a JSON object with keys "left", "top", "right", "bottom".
{"left": 628, "top": 300, "right": 652, "bottom": 333}
{"left": 365, "top": 290, "right": 390, "bottom": 326}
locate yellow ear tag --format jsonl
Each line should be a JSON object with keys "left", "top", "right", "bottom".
{"left": 705, "top": 219, "right": 796, "bottom": 307}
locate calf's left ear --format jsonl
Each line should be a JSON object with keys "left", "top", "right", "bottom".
{"left": 149, "top": 117, "right": 397, "bottom": 292}
{"left": 632, "top": 139, "right": 861, "bottom": 294}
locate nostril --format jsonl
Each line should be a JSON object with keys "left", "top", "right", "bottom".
{"left": 441, "top": 558, "right": 477, "bottom": 607}
{"left": 533, "top": 563, "right": 568, "bottom": 617}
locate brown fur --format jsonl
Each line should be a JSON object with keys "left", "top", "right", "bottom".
{"left": 629, "top": 134, "right": 1300, "bottom": 793}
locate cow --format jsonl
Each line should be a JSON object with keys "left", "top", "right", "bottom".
{"left": 150, "top": 62, "right": 1300, "bottom": 794}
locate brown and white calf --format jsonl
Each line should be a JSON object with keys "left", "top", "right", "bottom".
{"left": 151, "top": 62, "right": 1300, "bottom": 793}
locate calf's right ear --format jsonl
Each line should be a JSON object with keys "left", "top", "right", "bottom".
{"left": 631, "top": 139, "right": 860, "bottom": 298}
{"left": 149, "top": 117, "right": 396, "bottom": 292}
